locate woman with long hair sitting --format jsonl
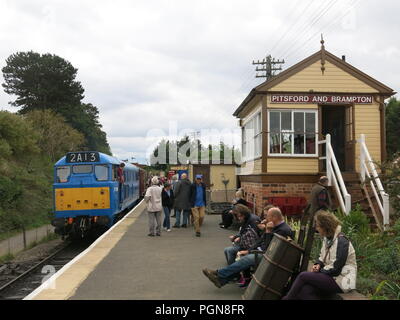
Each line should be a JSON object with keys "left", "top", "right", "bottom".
{"left": 283, "top": 210, "right": 357, "bottom": 300}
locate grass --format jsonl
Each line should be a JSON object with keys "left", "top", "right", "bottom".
{"left": 0, "top": 253, "right": 15, "bottom": 264}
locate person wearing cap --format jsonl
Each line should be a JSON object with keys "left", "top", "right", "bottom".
{"left": 190, "top": 174, "right": 207, "bottom": 237}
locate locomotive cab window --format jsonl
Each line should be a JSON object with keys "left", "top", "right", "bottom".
{"left": 56, "top": 166, "right": 71, "bottom": 183}
{"left": 95, "top": 165, "right": 109, "bottom": 181}
{"left": 72, "top": 164, "right": 93, "bottom": 174}
{"left": 112, "top": 165, "right": 119, "bottom": 181}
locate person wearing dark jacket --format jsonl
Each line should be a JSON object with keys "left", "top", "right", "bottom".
{"left": 203, "top": 207, "right": 293, "bottom": 288}
{"left": 161, "top": 183, "right": 174, "bottom": 232}
{"left": 307, "top": 176, "right": 332, "bottom": 216}
{"left": 282, "top": 210, "right": 357, "bottom": 300}
{"left": 190, "top": 174, "right": 207, "bottom": 237}
{"left": 224, "top": 204, "right": 260, "bottom": 265}
{"left": 220, "top": 190, "right": 249, "bottom": 229}
{"left": 173, "top": 173, "right": 192, "bottom": 228}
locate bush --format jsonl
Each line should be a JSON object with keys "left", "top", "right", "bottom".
{"left": 340, "top": 204, "right": 370, "bottom": 236}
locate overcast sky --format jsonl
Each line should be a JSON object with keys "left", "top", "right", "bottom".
{"left": 0, "top": 0, "right": 399, "bottom": 164}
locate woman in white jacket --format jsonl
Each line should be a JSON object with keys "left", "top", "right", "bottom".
{"left": 144, "top": 176, "right": 163, "bottom": 236}
{"left": 283, "top": 210, "right": 357, "bottom": 300}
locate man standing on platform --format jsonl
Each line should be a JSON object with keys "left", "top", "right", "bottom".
{"left": 190, "top": 174, "right": 207, "bottom": 237}
{"left": 173, "top": 173, "right": 192, "bottom": 228}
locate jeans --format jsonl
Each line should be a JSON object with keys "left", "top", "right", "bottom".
{"left": 163, "top": 206, "right": 171, "bottom": 229}
{"left": 282, "top": 271, "right": 342, "bottom": 300}
{"left": 217, "top": 253, "right": 259, "bottom": 285}
{"left": 224, "top": 243, "right": 240, "bottom": 265}
{"left": 175, "top": 209, "right": 190, "bottom": 226}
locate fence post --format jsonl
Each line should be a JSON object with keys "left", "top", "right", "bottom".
{"left": 383, "top": 194, "right": 390, "bottom": 231}
{"left": 326, "top": 134, "right": 332, "bottom": 186}
{"left": 360, "top": 134, "right": 366, "bottom": 183}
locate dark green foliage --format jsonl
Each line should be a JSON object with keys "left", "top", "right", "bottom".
{"left": 149, "top": 135, "right": 241, "bottom": 170}
{"left": 340, "top": 204, "right": 370, "bottom": 236}
{"left": 2, "top": 51, "right": 111, "bottom": 154}
{"left": 2, "top": 51, "right": 84, "bottom": 113}
{"left": 386, "top": 97, "right": 400, "bottom": 157}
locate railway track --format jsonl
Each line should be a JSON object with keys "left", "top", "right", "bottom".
{"left": 0, "top": 241, "right": 91, "bottom": 300}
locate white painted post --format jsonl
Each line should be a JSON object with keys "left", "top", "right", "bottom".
{"left": 383, "top": 194, "right": 390, "bottom": 231}
{"left": 345, "top": 194, "right": 352, "bottom": 215}
{"left": 360, "top": 134, "right": 366, "bottom": 183}
{"left": 326, "top": 134, "right": 332, "bottom": 186}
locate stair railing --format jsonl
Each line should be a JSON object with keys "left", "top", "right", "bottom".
{"left": 359, "top": 134, "right": 390, "bottom": 230}
{"left": 319, "top": 134, "right": 352, "bottom": 214}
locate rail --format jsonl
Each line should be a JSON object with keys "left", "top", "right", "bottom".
{"left": 319, "top": 134, "right": 351, "bottom": 214}
{"left": 359, "top": 134, "right": 390, "bottom": 231}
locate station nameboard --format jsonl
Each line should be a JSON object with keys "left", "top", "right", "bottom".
{"left": 66, "top": 152, "right": 100, "bottom": 163}
{"left": 270, "top": 94, "right": 373, "bottom": 104}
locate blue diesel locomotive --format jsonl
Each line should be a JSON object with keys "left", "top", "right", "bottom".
{"left": 51, "top": 151, "right": 142, "bottom": 238}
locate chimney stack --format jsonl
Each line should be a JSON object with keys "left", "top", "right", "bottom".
{"left": 342, "top": 55, "right": 346, "bottom": 62}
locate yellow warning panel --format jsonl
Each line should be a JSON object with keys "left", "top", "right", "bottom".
{"left": 55, "top": 187, "right": 110, "bottom": 211}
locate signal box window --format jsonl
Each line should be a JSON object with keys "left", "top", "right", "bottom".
{"left": 56, "top": 166, "right": 71, "bottom": 183}
{"left": 72, "top": 165, "right": 93, "bottom": 174}
{"left": 95, "top": 165, "right": 109, "bottom": 181}
{"left": 269, "top": 110, "right": 317, "bottom": 156}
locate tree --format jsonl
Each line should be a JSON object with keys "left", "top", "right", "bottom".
{"left": 24, "top": 109, "right": 85, "bottom": 162}
{"left": 2, "top": 51, "right": 84, "bottom": 114}
{"left": 2, "top": 51, "right": 111, "bottom": 154}
{"left": 386, "top": 97, "right": 400, "bottom": 158}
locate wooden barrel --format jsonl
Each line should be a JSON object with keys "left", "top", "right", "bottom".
{"left": 242, "top": 233, "right": 304, "bottom": 300}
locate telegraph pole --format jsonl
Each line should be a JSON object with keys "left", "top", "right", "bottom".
{"left": 252, "top": 55, "right": 285, "bottom": 80}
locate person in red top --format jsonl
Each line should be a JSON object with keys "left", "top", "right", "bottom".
{"left": 118, "top": 163, "right": 125, "bottom": 206}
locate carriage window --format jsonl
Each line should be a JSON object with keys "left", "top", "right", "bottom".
{"left": 56, "top": 166, "right": 71, "bottom": 183}
{"left": 95, "top": 165, "right": 108, "bottom": 181}
{"left": 72, "top": 165, "right": 92, "bottom": 174}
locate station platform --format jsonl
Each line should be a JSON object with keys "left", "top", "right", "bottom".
{"left": 27, "top": 201, "right": 242, "bottom": 300}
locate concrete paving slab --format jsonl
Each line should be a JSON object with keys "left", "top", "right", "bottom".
{"left": 71, "top": 211, "right": 243, "bottom": 300}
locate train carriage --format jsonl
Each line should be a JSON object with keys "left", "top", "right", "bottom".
{"left": 51, "top": 151, "right": 141, "bottom": 238}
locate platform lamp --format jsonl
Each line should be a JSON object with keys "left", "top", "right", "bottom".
{"left": 221, "top": 174, "right": 230, "bottom": 202}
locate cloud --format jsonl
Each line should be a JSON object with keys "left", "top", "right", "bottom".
{"left": 0, "top": 0, "right": 399, "bottom": 164}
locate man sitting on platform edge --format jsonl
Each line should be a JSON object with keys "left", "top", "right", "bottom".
{"left": 202, "top": 207, "right": 294, "bottom": 288}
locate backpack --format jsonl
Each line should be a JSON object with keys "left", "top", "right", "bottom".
{"left": 239, "top": 226, "right": 260, "bottom": 250}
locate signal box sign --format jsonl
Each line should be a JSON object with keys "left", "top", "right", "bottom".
{"left": 270, "top": 94, "right": 373, "bottom": 104}
{"left": 66, "top": 152, "right": 100, "bottom": 163}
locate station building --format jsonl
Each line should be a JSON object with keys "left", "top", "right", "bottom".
{"left": 234, "top": 43, "right": 395, "bottom": 215}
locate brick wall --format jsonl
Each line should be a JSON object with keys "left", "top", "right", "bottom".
{"left": 241, "top": 182, "right": 313, "bottom": 215}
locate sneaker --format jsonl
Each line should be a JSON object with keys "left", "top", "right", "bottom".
{"left": 220, "top": 225, "right": 226, "bottom": 229}
{"left": 156, "top": 233, "right": 161, "bottom": 236}
{"left": 202, "top": 268, "right": 222, "bottom": 288}
{"left": 196, "top": 232, "right": 201, "bottom": 237}
{"left": 147, "top": 233, "right": 155, "bottom": 237}
{"left": 238, "top": 278, "right": 251, "bottom": 288}
{"left": 166, "top": 229, "right": 171, "bottom": 232}
{"left": 173, "top": 225, "right": 180, "bottom": 228}
{"left": 181, "top": 224, "right": 187, "bottom": 228}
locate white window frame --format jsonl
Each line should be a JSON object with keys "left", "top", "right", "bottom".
{"left": 241, "top": 110, "right": 262, "bottom": 162}
{"left": 267, "top": 109, "right": 318, "bottom": 157}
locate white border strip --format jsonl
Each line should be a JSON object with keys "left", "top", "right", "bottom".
{"left": 24, "top": 199, "right": 144, "bottom": 300}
